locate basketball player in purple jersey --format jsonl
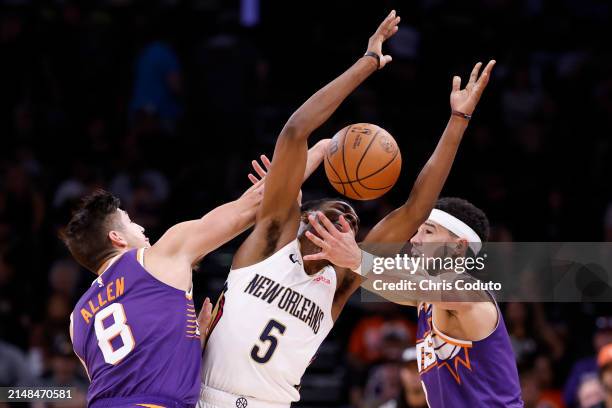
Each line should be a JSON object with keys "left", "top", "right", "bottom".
{"left": 64, "top": 143, "right": 336, "bottom": 408}
{"left": 63, "top": 185, "right": 265, "bottom": 408}
{"left": 62, "top": 172, "right": 290, "bottom": 407}
{"left": 302, "top": 61, "right": 523, "bottom": 407}
{"left": 65, "top": 140, "right": 332, "bottom": 408}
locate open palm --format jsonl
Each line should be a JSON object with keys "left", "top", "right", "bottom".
{"left": 450, "top": 60, "right": 496, "bottom": 116}
{"left": 366, "top": 10, "right": 401, "bottom": 69}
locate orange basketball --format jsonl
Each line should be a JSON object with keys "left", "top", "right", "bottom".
{"left": 324, "top": 123, "right": 401, "bottom": 200}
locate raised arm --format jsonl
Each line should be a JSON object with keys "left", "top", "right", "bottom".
{"left": 232, "top": 11, "right": 401, "bottom": 268}
{"left": 247, "top": 139, "right": 332, "bottom": 205}
{"left": 364, "top": 60, "right": 496, "bottom": 244}
{"left": 145, "top": 180, "right": 265, "bottom": 290}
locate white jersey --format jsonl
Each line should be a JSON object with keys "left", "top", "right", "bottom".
{"left": 201, "top": 239, "right": 336, "bottom": 404}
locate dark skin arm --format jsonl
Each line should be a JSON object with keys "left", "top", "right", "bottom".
{"left": 232, "top": 10, "right": 401, "bottom": 269}
{"left": 364, "top": 60, "right": 496, "bottom": 244}
{"left": 303, "top": 60, "right": 497, "bottom": 317}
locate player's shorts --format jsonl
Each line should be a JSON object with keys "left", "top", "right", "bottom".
{"left": 197, "top": 385, "right": 290, "bottom": 408}
{"left": 90, "top": 395, "right": 192, "bottom": 408}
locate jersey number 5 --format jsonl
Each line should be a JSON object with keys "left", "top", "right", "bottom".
{"left": 251, "top": 319, "right": 286, "bottom": 364}
{"left": 94, "top": 303, "right": 135, "bottom": 365}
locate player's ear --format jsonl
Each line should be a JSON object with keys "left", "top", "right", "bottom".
{"left": 108, "top": 230, "right": 128, "bottom": 249}
{"left": 454, "top": 238, "right": 469, "bottom": 257}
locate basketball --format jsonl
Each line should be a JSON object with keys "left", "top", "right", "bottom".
{"left": 324, "top": 123, "right": 402, "bottom": 200}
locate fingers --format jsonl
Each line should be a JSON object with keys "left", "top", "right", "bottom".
{"left": 376, "top": 10, "right": 400, "bottom": 39}
{"left": 305, "top": 230, "right": 331, "bottom": 251}
{"left": 303, "top": 252, "right": 327, "bottom": 262}
{"left": 242, "top": 174, "right": 265, "bottom": 199}
{"left": 198, "top": 297, "right": 213, "bottom": 346}
{"left": 338, "top": 215, "right": 352, "bottom": 234}
{"left": 381, "top": 55, "right": 393, "bottom": 67}
{"left": 481, "top": 59, "right": 496, "bottom": 78}
{"left": 198, "top": 297, "right": 212, "bottom": 327}
{"left": 477, "top": 59, "right": 496, "bottom": 85}
{"left": 252, "top": 181, "right": 265, "bottom": 195}
{"left": 452, "top": 76, "right": 461, "bottom": 92}
{"left": 316, "top": 211, "right": 343, "bottom": 238}
{"left": 245, "top": 175, "right": 264, "bottom": 193}
{"left": 261, "top": 155, "right": 272, "bottom": 170}
{"left": 384, "top": 16, "right": 401, "bottom": 39}
{"left": 308, "top": 213, "right": 335, "bottom": 241}
{"left": 382, "top": 9, "right": 396, "bottom": 27}
{"left": 204, "top": 296, "right": 212, "bottom": 314}
{"left": 473, "top": 60, "right": 496, "bottom": 95}
{"left": 467, "top": 62, "right": 483, "bottom": 88}
{"left": 383, "top": 18, "right": 400, "bottom": 40}
{"left": 248, "top": 173, "right": 259, "bottom": 184}
{"left": 251, "top": 159, "right": 267, "bottom": 179}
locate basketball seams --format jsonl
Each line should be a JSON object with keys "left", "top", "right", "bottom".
{"left": 353, "top": 127, "right": 394, "bottom": 193}
{"left": 332, "top": 147, "right": 400, "bottom": 185}
{"left": 324, "top": 154, "right": 346, "bottom": 195}
{"left": 325, "top": 123, "right": 401, "bottom": 200}
{"left": 354, "top": 128, "right": 380, "bottom": 181}
{"left": 341, "top": 126, "right": 362, "bottom": 198}
{"left": 354, "top": 147, "right": 401, "bottom": 191}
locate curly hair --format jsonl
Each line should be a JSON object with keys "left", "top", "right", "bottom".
{"left": 435, "top": 197, "right": 490, "bottom": 247}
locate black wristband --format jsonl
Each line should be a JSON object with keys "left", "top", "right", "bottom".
{"left": 364, "top": 51, "right": 380, "bottom": 69}
{"left": 451, "top": 110, "right": 472, "bottom": 120}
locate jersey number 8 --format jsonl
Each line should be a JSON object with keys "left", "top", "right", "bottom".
{"left": 251, "top": 319, "right": 286, "bottom": 364}
{"left": 94, "top": 303, "right": 136, "bottom": 365}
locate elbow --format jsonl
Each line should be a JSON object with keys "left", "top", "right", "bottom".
{"left": 315, "top": 138, "right": 332, "bottom": 153}
{"left": 281, "top": 117, "right": 308, "bottom": 141}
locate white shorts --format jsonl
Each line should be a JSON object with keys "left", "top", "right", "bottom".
{"left": 197, "top": 385, "right": 291, "bottom": 408}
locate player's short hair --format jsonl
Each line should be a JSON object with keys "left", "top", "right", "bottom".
{"left": 61, "top": 189, "right": 122, "bottom": 273}
{"left": 435, "top": 197, "right": 490, "bottom": 245}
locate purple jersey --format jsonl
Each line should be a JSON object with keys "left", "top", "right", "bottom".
{"left": 71, "top": 248, "right": 201, "bottom": 408}
{"left": 415, "top": 301, "right": 523, "bottom": 407}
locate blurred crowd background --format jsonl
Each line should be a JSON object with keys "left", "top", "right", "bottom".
{"left": 1, "top": 0, "right": 612, "bottom": 407}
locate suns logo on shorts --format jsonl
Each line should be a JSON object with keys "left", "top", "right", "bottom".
{"left": 416, "top": 315, "right": 473, "bottom": 384}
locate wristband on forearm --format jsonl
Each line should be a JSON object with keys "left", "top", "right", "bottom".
{"left": 363, "top": 51, "right": 381, "bottom": 69}
{"left": 451, "top": 110, "right": 472, "bottom": 120}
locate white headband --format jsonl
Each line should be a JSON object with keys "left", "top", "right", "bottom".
{"left": 428, "top": 208, "right": 482, "bottom": 254}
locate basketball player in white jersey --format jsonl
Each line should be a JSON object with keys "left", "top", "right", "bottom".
{"left": 299, "top": 62, "right": 523, "bottom": 407}
{"left": 198, "top": 11, "right": 399, "bottom": 408}
{"left": 198, "top": 12, "right": 493, "bottom": 408}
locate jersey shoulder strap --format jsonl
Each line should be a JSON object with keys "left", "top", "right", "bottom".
{"left": 229, "top": 239, "right": 299, "bottom": 274}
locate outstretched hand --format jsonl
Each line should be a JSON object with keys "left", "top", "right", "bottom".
{"left": 248, "top": 154, "right": 303, "bottom": 205}
{"left": 240, "top": 168, "right": 264, "bottom": 205}
{"left": 450, "top": 60, "right": 496, "bottom": 116}
{"left": 366, "top": 10, "right": 401, "bottom": 69}
{"left": 247, "top": 154, "right": 272, "bottom": 185}
{"left": 303, "top": 211, "right": 362, "bottom": 271}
